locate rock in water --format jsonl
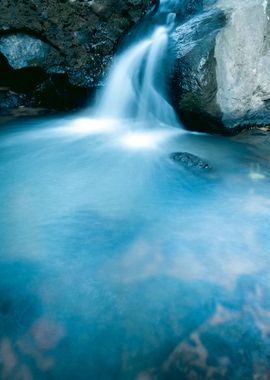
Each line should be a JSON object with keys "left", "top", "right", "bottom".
{"left": 170, "top": 152, "right": 212, "bottom": 172}
{"left": 171, "top": 0, "right": 270, "bottom": 134}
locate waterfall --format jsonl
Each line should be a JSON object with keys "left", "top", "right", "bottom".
{"left": 96, "top": 1, "right": 180, "bottom": 127}
{"left": 95, "top": 39, "right": 152, "bottom": 120}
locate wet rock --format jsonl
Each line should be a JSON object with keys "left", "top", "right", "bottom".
{"left": 0, "top": 51, "right": 90, "bottom": 111}
{"left": 171, "top": 0, "right": 270, "bottom": 134}
{"left": 215, "top": 0, "right": 270, "bottom": 129}
{"left": 31, "top": 75, "right": 90, "bottom": 109}
{"left": 0, "top": 90, "right": 28, "bottom": 109}
{"left": 0, "top": 106, "right": 56, "bottom": 126}
{"left": 0, "top": 0, "right": 151, "bottom": 88}
{"left": 170, "top": 7, "right": 226, "bottom": 134}
{"left": 170, "top": 152, "right": 212, "bottom": 171}
{"left": 0, "top": 33, "right": 63, "bottom": 71}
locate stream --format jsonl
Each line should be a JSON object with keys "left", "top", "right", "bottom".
{"left": 1, "top": 116, "right": 270, "bottom": 379}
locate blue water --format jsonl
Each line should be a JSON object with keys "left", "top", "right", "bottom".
{"left": 1, "top": 116, "right": 270, "bottom": 379}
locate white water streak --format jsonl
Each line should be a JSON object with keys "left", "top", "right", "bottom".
{"left": 96, "top": 3, "right": 180, "bottom": 127}
{"left": 96, "top": 40, "right": 151, "bottom": 119}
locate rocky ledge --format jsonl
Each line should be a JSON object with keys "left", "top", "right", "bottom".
{"left": 0, "top": 0, "right": 151, "bottom": 109}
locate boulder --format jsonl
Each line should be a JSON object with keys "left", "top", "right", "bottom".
{"left": 0, "top": 0, "right": 151, "bottom": 88}
{"left": 171, "top": 0, "right": 270, "bottom": 134}
{"left": 170, "top": 6, "right": 226, "bottom": 133}
{"left": 215, "top": 0, "right": 270, "bottom": 129}
{"left": 0, "top": 34, "right": 62, "bottom": 72}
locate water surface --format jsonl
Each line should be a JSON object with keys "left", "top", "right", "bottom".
{"left": 1, "top": 117, "right": 270, "bottom": 380}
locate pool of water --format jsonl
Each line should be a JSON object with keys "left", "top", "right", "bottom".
{"left": 1, "top": 116, "right": 270, "bottom": 380}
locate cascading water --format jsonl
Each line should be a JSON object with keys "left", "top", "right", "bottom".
{"left": 96, "top": 0, "right": 179, "bottom": 126}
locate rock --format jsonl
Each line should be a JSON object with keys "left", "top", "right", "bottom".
{"left": 158, "top": 0, "right": 204, "bottom": 16}
{"left": 171, "top": 0, "right": 270, "bottom": 134}
{"left": 0, "top": 34, "right": 63, "bottom": 71}
{"left": 170, "top": 152, "right": 212, "bottom": 171}
{"left": 0, "top": 50, "right": 88, "bottom": 110}
{"left": 0, "top": 0, "right": 151, "bottom": 88}
{"left": 170, "top": 7, "right": 227, "bottom": 133}
{"left": 0, "top": 0, "right": 151, "bottom": 110}
{"left": 0, "top": 89, "right": 28, "bottom": 109}
{"left": 215, "top": 0, "right": 270, "bottom": 128}
{"left": 32, "top": 75, "right": 89, "bottom": 109}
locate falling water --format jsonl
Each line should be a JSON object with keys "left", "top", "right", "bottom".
{"left": 96, "top": 1, "right": 179, "bottom": 126}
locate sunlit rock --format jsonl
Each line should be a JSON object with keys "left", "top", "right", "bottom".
{"left": 171, "top": 0, "right": 270, "bottom": 133}
{"left": 215, "top": 0, "right": 270, "bottom": 127}
{"left": 0, "top": 34, "right": 62, "bottom": 71}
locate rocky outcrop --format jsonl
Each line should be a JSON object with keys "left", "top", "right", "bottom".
{"left": 0, "top": 0, "right": 151, "bottom": 110}
{"left": 215, "top": 0, "right": 270, "bottom": 129}
{"left": 170, "top": 6, "right": 226, "bottom": 133}
{"left": 0, "top": 34, "right": 62, "bottom": 72}
{"left": 171, "top": 0, "right": 270, "bottom": 134}
{"left": 0, "top": 0, "right": 151, "bottom": 87}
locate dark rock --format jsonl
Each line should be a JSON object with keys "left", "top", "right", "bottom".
{"left": 177, "top": 0, "right": 204, "bottom": 18}
{"left": 0, "top": 0, "right": 151, "bottom": 88}
{"left": 170, "top": 8, "right": 227, "bottom": 134}
{"left": 170, "top": 152, "right": 212, "bottom": 171}
{"left": 32, "top": 75, "right": 90, "bottom": 109}
{"left": 0, "top": 52, "right": 89, "bottom": 111}
{"left": 156, "top": 0, "right": 203, "bottom": 19}
{"left": 0, "top": 90, "right": 28, "bottom": 109}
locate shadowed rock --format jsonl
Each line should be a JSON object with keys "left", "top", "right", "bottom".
{"left": 170, "top": 7, "right": 226, "bottom": 134}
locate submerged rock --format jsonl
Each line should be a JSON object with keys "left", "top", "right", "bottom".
{"left": 171, "top": 0, "right": 270, "bottom": 134}
{"left": 170, "top": 152, "right": 212, "bottom": 172}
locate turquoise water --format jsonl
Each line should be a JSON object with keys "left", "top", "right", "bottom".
{"left": 1, "top": 116, "right": 270, "bottom": 379}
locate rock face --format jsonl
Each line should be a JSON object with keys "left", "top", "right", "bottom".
{"left": 0, "top": 0, "right": 151, "bottom": 111}
{"left": 0, "top": 34, "right": 62, "bottom": 72}
{"left": 171, "top": 0, "right": 270, "bottom": 133}
{"left": 215, "top": 0, "right": 270, "bottom": 128}
{"left": 0, "top": 0, "right": 151, "bottom": 87}
{"left": 170, "top": 6, "right": 226, "bottom": 133}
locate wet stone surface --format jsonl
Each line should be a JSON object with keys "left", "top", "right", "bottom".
{"left": 170, "top": 151, "right": 212, "bottom": 171}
